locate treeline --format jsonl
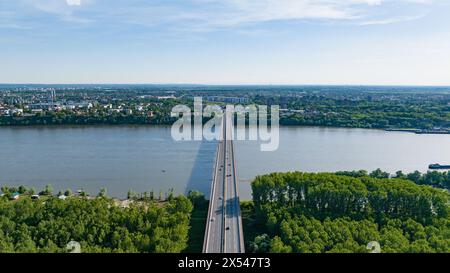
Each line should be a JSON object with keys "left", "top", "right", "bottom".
{"left": 259, "top": 94, "right": 450, "bottom": 130}
{"left": 3, "top": 112, "right": 448, "bottom": 130}
{"left": 249, "top": 172, "right": 450, "bottom": 253}
{"left": 279, "top": 112, "right": 450, "bottom": 130}
{"left": 0, "top": 191, "right": 193, "bottom": 253}
{"left": 0, "top": 113, "right": 176, "bottom": 126}
{"left": 1, "top": 111, "right": 225, "bottom": 127}
{"left": 336, "top": 169, "right": 450, "bottom": 190}
{"left": 249, "top": 215, "right": 450, "bottom": 253}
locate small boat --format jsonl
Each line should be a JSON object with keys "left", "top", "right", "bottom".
{"left": 428, "top": 164, "right": 450, "bottom": 170}
{"left": 161, "top": 169, "right": 166, "bottom": 173}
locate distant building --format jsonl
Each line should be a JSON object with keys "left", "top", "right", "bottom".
{"left": 13, "top": 108, "right": 23, "bottom": 115}
{"left": 1, "top": 108, "right": 24, "bottom": 116}
{"left": 31, "top": 109, "right": 44, "bottom": 114}
{"left": 62, "top": 101, "right": 93, "bottom": 110}
{"left": 108, "top": 108, "right": 121, "bottom": 114}
{"left": 204, "top": 96, "right": 250, "bottom": 104}
{"left": 157, "top": 95, "right": 176, "bottom": 100}
{"left": 58, "top": 195, "right": 67, "bottom": 200}
{"left": 75, "top": 189, "right": 86, "bottom": 196}
{"left": 63, "top": 104, "right": 76, "bottom": 110}
{"left": 27, "top": 103, "right": 59, "bottom": 111}
{"left": 75, "top": 102, "right": 93, "bottom": 109}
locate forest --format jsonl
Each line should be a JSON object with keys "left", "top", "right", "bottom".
{"left": 0, "top": 191, "right": 193, "bottom": 253}
{"left": 2, "top": 170, "right": 450, "bottom": 253}
{"left": 336, "top": 169, "right": 450, "bottom": 190}
{"left": 248, "top": 172, "right": 450, "bottom": 253}
{"left": 253, "top": 90, "right": 450, "bottom": 130}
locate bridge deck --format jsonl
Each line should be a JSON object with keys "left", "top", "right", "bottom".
{"left": 203, "top": 110, "right": 245, "bottom": 253}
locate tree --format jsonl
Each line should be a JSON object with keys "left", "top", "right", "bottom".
{"left": 167, "top": 188, "right": 174, "bottom": 201}
{"left": 41, "top": 184, "right": 53, "bottom": 196}
{"left": 18, "top": 185, "right": 28, "bottom": 194}
{"left": 407, "top": 171, "right": 422, "bottom": 184}
{"left": 370, "top": 168, "right": 390, "bottom": 179}
{"left": 127, "top": 189, "right": 135, "bottom": 200}
{"left": 187, "top": 190, "right": 207, "bottom": 208}
{"left": 98, "top": 188, "right": 107, "bottom": 198}
{"left": 149, "top": 190, "right": 154, "bottom": 200}
{"left": 395, "top": 171, "right": 406, "bottom": 179}
{"left": 270, "top": 236, "right": 292, "bottom": 253}
{"left": 28, "top": 187, "right": 36, "bottom": 195}
{"left": 1, "top": 186, "right": 10, "bottom": 195}
{"left": 249, "top": 234, "right": 271, "bottom": 253}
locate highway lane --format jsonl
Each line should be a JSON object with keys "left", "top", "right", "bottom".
{"left": 203, "top": 117, "right": 225, "bottom": 253}
{"left": 203, "top": 109, "right": 245, "bottom": 253}
{"left": 224, "top": 109, "right": 245, "bottom": 253}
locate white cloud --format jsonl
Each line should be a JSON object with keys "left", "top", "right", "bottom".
{"left": 0, "top": 0, "right": 437, "bottom": 31}
{"left": 204, "top": 0, "right": 433, "bottom": 26}
{"left": 66, "top": 0, "right": 81, "bottom": 6}
{"left": 359, "top": 13, "right": 427, "bottom": 25}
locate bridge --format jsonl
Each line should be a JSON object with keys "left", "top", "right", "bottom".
{"left": 202, "top": 108, "right": 245, "bottom": 253}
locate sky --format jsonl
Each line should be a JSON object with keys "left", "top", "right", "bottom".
{"left": 1, "top": 0, "right": 450, "bottom": 85}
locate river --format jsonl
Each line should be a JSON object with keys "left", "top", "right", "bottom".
{"left": 0, "top": 126, "right": 449, "bottom": 200}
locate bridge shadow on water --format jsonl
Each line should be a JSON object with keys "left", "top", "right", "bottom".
{"left": 185, "top": 139, "right": 217, "bottom": 196}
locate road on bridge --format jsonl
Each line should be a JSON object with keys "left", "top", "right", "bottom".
{"left": 203, "top": 108, "right": 245, "bottom": 253}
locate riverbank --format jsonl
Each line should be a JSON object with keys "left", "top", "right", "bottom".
{"left": 0, "top": 186, "right": 170, "bottom": 209}
{"left": 2, "top": 119, "right": 449, "bottom": 136}
{"left": 385, "top": 128, "right": 450, "bottom": 134}
{"left": 1, "top": 113, "right": 448, "bottom": 133}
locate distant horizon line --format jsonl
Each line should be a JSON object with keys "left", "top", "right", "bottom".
{"left": 1, "top": 83, "right": 450, "bottom": 88}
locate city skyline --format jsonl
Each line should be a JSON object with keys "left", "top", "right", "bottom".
{"left": 1, "top": 0, "right": 450, "bottom": 85}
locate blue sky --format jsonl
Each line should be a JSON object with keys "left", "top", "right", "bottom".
{"left": 1, "top": 0, "right": 450, "bottom": 85}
